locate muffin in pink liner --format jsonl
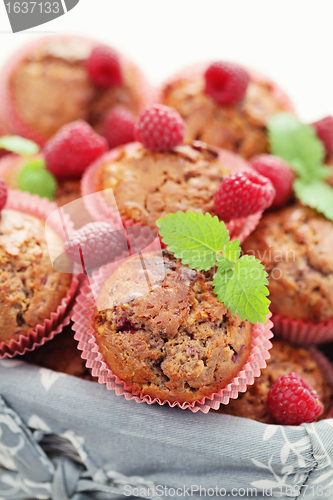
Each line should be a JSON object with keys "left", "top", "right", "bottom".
{"left": 215, "top": 339, "right": 333, "bottom": 423}
{"left": 242, "top": 205, "right": 333, "bottom": 345}
{"left": 159, "top": 62, "right": 295, "bottom": 159}
{"left": 81, "top": 141, "right": 263, "bottom": 243}
{"left": 72, "top": 249, "right": 273, "bottom": 413}
{"left": 0, "top": 189, "right": 79, "bottom": 358}
{"left": 0, "top": 35, "right": 154, "bottom": 146}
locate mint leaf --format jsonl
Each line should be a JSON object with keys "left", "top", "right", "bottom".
{"left": 222, "top": 239, "right": 241, "bottom": 262}
{"left": 156, "top": 211, "right": 230, "bottom": 271}
{"left": 214, "top": 255, "right": 270, "bottom": 324}
{"left": 268, "top": 113, "right": 325, "bottom": 181}
{"left": 294, "top": 178, "right": 333, "bottom": 221}
{"left": 0, "top": 136, "right": 40, "bottom": 156}
{"left": 22, "top": 157, "right": 46, "bottom": 170}
{"left": 18, "top": 163, "right": 57, "bottom": 201}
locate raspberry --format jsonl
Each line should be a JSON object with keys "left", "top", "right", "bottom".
{"left": 0, "top": 178, "right": 8, "bottom": 211}
{"left": 134, "top": 104, "right": 185, "bottom": 152}
{"left": 102, "top": 106, "right": 135, "bottom": 149}
{"left": 85, "top": 45, "right": 123, "bottom": 87}
{"left": 312, "top": 116, "right": 333, "bottom": 157}
{"left": 249, "top": 155, "right": 294, "bottom": 210}
{"left": 214, "top": 171, "right": 275, "bottom": 221}
{"left": 44, "top": 121, "right": 108, "bottom": 180}
{"left": 267, "top": 373, "right": 324, "bottom": 425}
{"left": 64, "top": 222, "right": 128, "bottom": 273}
{"left": 204, "top": 62, "right": 250, "bottom": 106}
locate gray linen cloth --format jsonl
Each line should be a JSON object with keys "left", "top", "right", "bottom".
{"left": 0, "top": 359, "right": 333, "bottom": 500}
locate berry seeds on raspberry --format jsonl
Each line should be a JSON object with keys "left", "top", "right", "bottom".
{"left": 204, "top": 62, "right": 250, "bottom": 106}
{"left": 102, "top": 106, "right": 135, "bottom": 150}
{"left": 214, "top": 171, "right": 275, "bottom": 221}
{"left": 44, "top": 120, "right": 108, "bottom": 180}
{"left": 250, "top": 154, "right": 294, "bottom": 210}
{"left": 0, "top": 178, "right": 8, "bottom": 211}
{"left": 134, "top": 104, "right": 185, "bottom": 152}
{"left": 267, "top": 372, "right": 324, "bottom": 425}
{"left": 85, "top": 45, "right": 123, "bottom": 87}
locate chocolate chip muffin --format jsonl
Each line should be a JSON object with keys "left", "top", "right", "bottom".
{"left": 93, "top": 250, "right": 252, "bottom": 403}
{"left": 2, "top": 36, "right": 149, "bottom": 143}
{"left": 242, "top": 205, "right": 333, "bottom": 323}
{"left": 95, "top": 142, "right": 240, "bottom": 228}
{"left": 161, "top": 65, "right": 293, "bottom": 159}
{"left": 0, "top": 209, "right": 72, "bottom": 345}
{"left": 216, "top": 340, "right": 332, "bottom": 423}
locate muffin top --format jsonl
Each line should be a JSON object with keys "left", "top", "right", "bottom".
{"left": 10, "top": 37, "right": 143, "bottom": 139}
{"left": 0, "top": 209, "right": 72, "bottom": 344}
{"left": 98, "top": 142, "right": 231, "bottom": 227}
{"left": 93, "top": 250, "right": 252, "bottom": 403}
{"left": 162, "top": 72, "right": 288, "bottom": 159}
{"left": 242, "top": 205, "right": 333, "bottom": 322}
{"left": 217, "top": 340, "right": 332, "bottom": 423}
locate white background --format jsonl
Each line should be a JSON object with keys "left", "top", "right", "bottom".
{"left": 0, "top": 0, "right": 332, "bottom": 122}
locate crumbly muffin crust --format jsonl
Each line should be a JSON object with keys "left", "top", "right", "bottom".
{"left": 11, "top": 37, "right": 143, "bottom": 139}
{"left": 217, "top": 340, "right": 332, "bottom": 423}
{"left": 98, "top": 142, "right": 231, "bottom": 227}
{"left": 0, "top": 209, "right": 72, "bottom": 344}
{"left": 162, "top": 75, "right": 287, "bottom": 159}
{"left": 93, "top": 251, "right": 252, "bottom": 403}
{"left": 242, "top": 205, "right": 333, "bottom": 322}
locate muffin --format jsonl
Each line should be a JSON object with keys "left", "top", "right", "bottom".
{"left": 0, "top": 36, "right": 151, "bottom": 145}
{"left": 160, "top": 63, "right": 294, "bottom": 159}
{"left": 92, "top": 250, "right": 253, "bottom": 404}
{"left": 0, "top": 208, "right": 72, "bottom": 346}
{"left": 83, "top": 141, "right": 262, "bottom": 241}
{"left": 242, "top": 205, "right": 333, "bottom": 323}
{"left": 24, "top": 325, "right": 94, "bottom": 380}
{"left": 216, "top": 340, "right": 332, "bottom": 423}
{"left": 0, "top": 153, "right": 81, "bottom": 206}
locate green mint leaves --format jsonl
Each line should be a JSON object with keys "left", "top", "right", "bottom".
{"left": 0, "top": 136, "right": 40, "bottom": 156}
{"left": 18, "top": 158, "right": 57, "bottom": 201}
{"left": 0, "top": 135, "right": 57, "bottom": 201}
{"left": 268, "top": 113, "right": 333, "bottom": 221}
{"left": 156, "top": 211, "right": 270, "bottom": 324}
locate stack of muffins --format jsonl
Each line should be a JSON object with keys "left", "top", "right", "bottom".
{"left": 0, "top": 35, "right": 331, "bottom": 425}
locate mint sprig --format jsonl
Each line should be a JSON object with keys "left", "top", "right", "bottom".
{"left": 157, "top": 211, "right": 270, "bottom": 324}
{"left": 18, "top": 158, "right": 57, "bottom": 201}
{"left": 0, "top": 136, "right": 40, "bottom": 156}
{"left": 268, "top": 112, "right": 333, "bottom": 222}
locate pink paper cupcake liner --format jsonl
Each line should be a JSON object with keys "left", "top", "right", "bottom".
{"left": 157, "top": 61, "right": 296, "bottom": 114}
{"left": 72, "top": 256, "right": 274, "bottom": 413}
{"left": 0, "top": 35, "right": 155, "bottom": 147}
{"left": 81, "top": 142, "right": 263, "bottom": 243}
{"left": 272, "top": 314, "right": 333, "bottom": 346}
{"left": 0, "top": 190, "right": 80, "bottom": 358}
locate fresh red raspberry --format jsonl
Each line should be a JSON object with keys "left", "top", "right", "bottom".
{"left": 44, "top": 121, "right": 108, "bottom": 180}
{"left": 0, "top": 178, "right": 8, "bottom": 211}
{"left": 134, "top": 104, "right": 185, "bottom": 152}
{"left": 85, "top": 45, "right": 123, "bottom": 87}
{"left": 267, "top": 372, "right": 324, "bottom": 425}
{"left": 249, "top": 155, "right": 294, "bottom": 210}
{"left": 214, "top": 171, "right": 275, "bottom": 221}
{"left": 64, "top": 222, "right": 128, "bottom": 273}
{"left": 204, "top": 62, "right": 250, "bottom": 106}
{"left": 312, "top": 116, "right": 333, "bottom": 157}
{"left": 102, "top": 106, "right": 135, "bottom": 149}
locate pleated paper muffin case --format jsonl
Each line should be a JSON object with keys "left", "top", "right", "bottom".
{"left": 0, "top": 190, "right": 80, "bottom": 358}
{"left": 0, "top": 35, "right": 155, "bottom": 147}
{"left": 81, "top": 142, "right": 264, "bottom": 243}
{"left": 272, "top": 314, "right": 333, "bottom": 346}
{"left": 157, "top": 62, "right": 296, "bottom": 116}
{"left": 71, "top": 246, "right": 274, "bottom": 413}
